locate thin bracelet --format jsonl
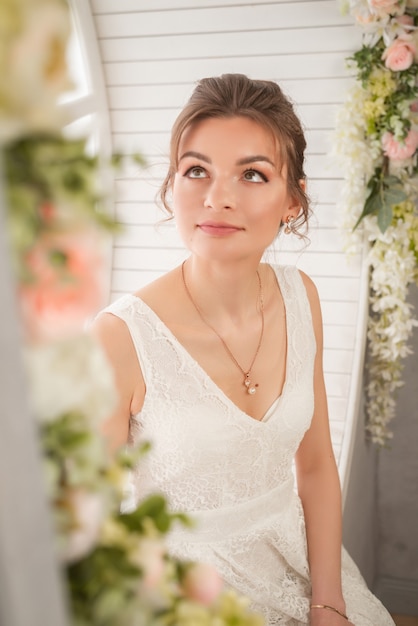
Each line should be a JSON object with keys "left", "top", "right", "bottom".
{"left": 310, "top": 604, "right": 349, "bottom": 621}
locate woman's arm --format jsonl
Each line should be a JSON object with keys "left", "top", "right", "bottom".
{"left": 91, "top": 312, "right": 145, "bottom": 454}
{"left": 295, "top": 273, "right": 353, "bottom": 625}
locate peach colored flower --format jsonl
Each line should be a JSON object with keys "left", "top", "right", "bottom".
{"left": 382, "top": 36, "right": 416, "bottom": 71}
{"left": 19, "top": 229, "right": 106, "bottom": 341}
{"left": 382, "top": 129, "right": 418, "bottom": 160}
{"left": 181, "top": 562, "right": 224, "bottom": 606}
{"left": 39, "top": 201, "right": 56, "bottom": 223}
{"left": 370, "top": 0, "right": 402, "bottom": 11}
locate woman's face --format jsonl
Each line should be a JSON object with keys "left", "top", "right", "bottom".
{"left": 172, "top": 116, "right": 298, "bottom": 264}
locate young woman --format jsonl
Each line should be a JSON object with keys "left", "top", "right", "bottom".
{"left": 93, "top": 74, "right": 394, "bottom": 626}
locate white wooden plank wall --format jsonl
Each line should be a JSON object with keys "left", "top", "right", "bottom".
{"left": 90, "top": 0, "right": 363, "bottom": 479}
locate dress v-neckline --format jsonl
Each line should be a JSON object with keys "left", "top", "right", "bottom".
{"left": 130, "top": 266, "right": 290, "bottom": 424}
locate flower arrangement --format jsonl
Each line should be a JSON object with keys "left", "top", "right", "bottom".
{"left": 335, "top": 0, "right": 418, "bottom": 445}
{"left": 27, "top": 335, "right": 263, "bottom": 626}
{"left": 1, "top": 1, "right": 264, "bottom": 624}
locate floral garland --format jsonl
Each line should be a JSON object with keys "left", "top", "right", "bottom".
{"left": 1, "top": 1, "right": 263, "bottom": 624}
{"left": 335, "top": 0, "right": 418, "bottom": 445}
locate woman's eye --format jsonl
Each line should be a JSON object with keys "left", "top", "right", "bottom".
{"left": 185, "top": 166, "right": 207, "bottom": 179}
{"left": 243, "top": 169, "right": 267, "bottom": 183}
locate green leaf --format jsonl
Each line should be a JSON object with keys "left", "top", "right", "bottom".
{"left": 119, "top": 494, "right": 193, "bottom": 535}
{"left": 377, "top": 186, "right": 406, "bottom": 233}
{"left": 353, "top": 180, "right": 380, "bottom": 230}
{"left": 353, "top": 175, "right": 407, "bottom": 232}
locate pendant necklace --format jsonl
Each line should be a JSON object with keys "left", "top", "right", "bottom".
{"left": 181, "top": 261, "right": 265, "bottom": 395}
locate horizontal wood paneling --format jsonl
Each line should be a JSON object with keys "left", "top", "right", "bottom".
{"left": 99, "top": 26, "right": 357, "bottom": 62}
{"left": 93, "top": 2, "right": 353, "bottom": 36}
{"left": 92, "top": 0, "right": 348, "bottom": 14}
{"left": 103, "top": 53, "right": 351, "bottom": 86}
{"left": 91, "top": 0, "right": 346, "bottom": 15}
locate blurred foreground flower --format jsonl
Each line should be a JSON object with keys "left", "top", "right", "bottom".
{"left": 20, "top": 229, "right": 107, "bottom": 341}
{"left": 1, "top": 1, "right": 266, "bottom": 624}
{"left": 0, "top": 0, "right": 72, "bottom": 141}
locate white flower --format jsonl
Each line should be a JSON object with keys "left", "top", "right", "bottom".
{"left": 26, "top": 334, "right": 118, "bottom": 424}
{"left": 0, "top": 0, "right": 73, "bottom": 141}
{"left": 332, "top": 84, "right": 380, "bottom": 252}
{"left": 333, "top": 3, "right": 418, "bottom": 443}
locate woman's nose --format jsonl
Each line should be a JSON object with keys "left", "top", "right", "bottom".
{"left": 203, "top": 176, "right": 236, "bottom": 210}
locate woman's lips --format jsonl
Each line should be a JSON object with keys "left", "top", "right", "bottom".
{"left": 197, "top": 222, "right": 243, "bottom": 236}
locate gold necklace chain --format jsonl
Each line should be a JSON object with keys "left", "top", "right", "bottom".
{"left": 181, "top": 261, "right": 265, "bottom": 395}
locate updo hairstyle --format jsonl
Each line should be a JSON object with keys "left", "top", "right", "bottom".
{"left": 159, "top": 73, "right": 310, "bottom": 235}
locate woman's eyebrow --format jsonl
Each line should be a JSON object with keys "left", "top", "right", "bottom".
{"left": 236, "top": 155, "right": 275, "bottom": 167}
{"left": 179, "top": 150, "right": 211, "bottom": 163}
{"left": 178, "top": 151, "right": 275, "bottom": 167}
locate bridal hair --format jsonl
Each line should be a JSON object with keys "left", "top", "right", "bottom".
{"left": 159, "top": 73, "right": 310, "bottom": 235}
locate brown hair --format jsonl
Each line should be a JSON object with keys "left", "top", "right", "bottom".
{"left": 159, "top": 73, "right": 310, "bottom": 234}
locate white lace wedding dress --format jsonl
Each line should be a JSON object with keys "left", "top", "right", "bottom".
{"left": 103, "top": 265, "right": 394, "bottom": 625}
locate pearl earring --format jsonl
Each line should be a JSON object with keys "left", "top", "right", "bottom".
{"left": 284, "top": 216, "right": 296, "bottom": 235}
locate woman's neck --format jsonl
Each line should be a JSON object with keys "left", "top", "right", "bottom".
{"left": 181, "top": 257, "right": 266, "bottom": 327}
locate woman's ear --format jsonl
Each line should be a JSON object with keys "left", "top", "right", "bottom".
{"left": 287, "top": 178, "right": 306, "bottom": 218}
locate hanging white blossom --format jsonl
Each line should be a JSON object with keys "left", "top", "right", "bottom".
{"left": 335, "top": 0, "right": 418, "bottom": 444}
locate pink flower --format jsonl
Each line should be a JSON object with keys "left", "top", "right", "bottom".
{"left": 382, "top": 129, "right": 418, "bottom": 160}
{"left": 133, "top": 539, "right": 166, "bottom": 591}
{"left": 61, "top": 489, "right": 103, "bottom": 563}
{"left": 370, "top": 0, "right": 404, "bottom": 13}
{"left": 19, "top": 229, "right": 106, "bottom": 341}
{"left": 397, "top": 14, "right": 414, "bottom": 27}
{"left": 382, "top": 36, "right": 416, "bottom": 71}
{"left": 369, "top": 0, "right": 404, "bottom": 15}
{"left": 181, "top": 562, "right": 224, "bottom": 606}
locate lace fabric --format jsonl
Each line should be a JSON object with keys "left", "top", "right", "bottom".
{"left": 102, "top": 265, "right": 394, "bottom": 626}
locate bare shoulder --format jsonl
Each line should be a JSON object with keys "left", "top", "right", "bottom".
{"left": 297, "top": 269, "right": 320, "bottom": 305}
{"left": 92, "top": 309, "right": 133, "bottom": 357}
{"left": 297, "top": 269, "right": 319, "bottom": 299}
{"left": 92, "top": 309, "right": 145, "bottom": 433}
{"left": 91, "top": 310, "right": 142, "bottom": 393}
{"left": 297, "top": 269, "right": 323, "bottom": 330}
